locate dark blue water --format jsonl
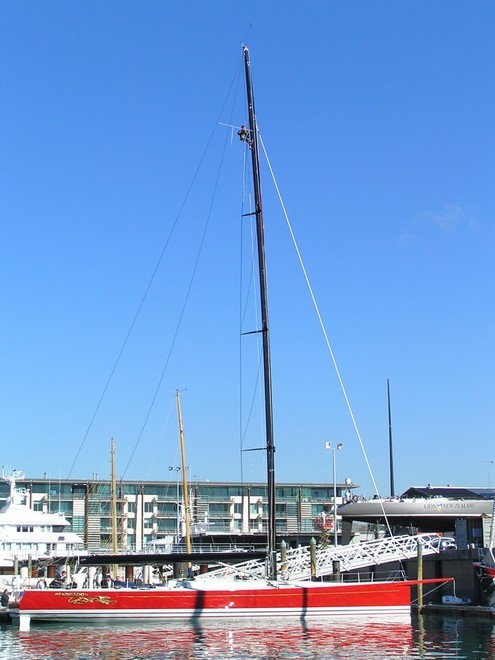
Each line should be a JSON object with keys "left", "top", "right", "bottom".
{"left": 0, "top": 614, "right": 493, "bottom": 658}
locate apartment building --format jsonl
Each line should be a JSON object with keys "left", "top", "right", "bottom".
{"left": 0, "top": 478, "right": 351, "bottom": 551}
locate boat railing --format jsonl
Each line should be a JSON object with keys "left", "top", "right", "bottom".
{"left": 82, "top": 542, "right": 258, "bottom": 556}
{"left": 156, "top": 542, "right": 257, "bottom": 554}
{"left": 338, "top": 568, "right": 408, "bottom": 583}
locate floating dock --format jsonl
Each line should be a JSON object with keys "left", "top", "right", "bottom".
{"left": 414, "top": 603, "right": 495, "bottom": 618}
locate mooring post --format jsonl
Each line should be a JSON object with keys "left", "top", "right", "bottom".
{"left": 310, "top": 537, "right": 317, "bottom": 580}
{"left": 281, "top": 540, "right": 287, "bottom": 578}
{"left": 417, "top": 538, "right": 423, "bottom": 610}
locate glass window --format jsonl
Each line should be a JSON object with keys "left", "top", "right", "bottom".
{"left": 209, "top": 486, "right": 229, "bottom": 499}
{"left": 89, "top": 483, "right": 110, "bottom": 497}
{"left": 209, "top": 503, "right": 230, "bottom": 514}
{"left": 55, "top": 501, "right": 73, "bottom": 513}
{"left": 121, "top": 484, "right": 140, "bottom": 496}
{"left": 60, "top": 484, "right": 73, "bottom": 497}
{"left": 157, "top": 502, "right": 176, "bottom": 515}
{"left": 144, "top": 484, "right": 175, "bottom": 497}
{"left": 300, "top": 487, "right": 311, "bottom": 499}
{"left": 71, "top": 486, "right": 86, "bottom": 497}
{"left": 32, "top": 483, "right": 50, "bottom": 494}
{"left": 157, "top": 519, "right": 176, "bottom": 531}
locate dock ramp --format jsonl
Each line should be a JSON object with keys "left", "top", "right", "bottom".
{"left": 208, "top": 533, "right": 444, "bottom": 582}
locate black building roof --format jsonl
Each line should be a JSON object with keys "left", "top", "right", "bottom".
{"left": 402, "top": 486, "right": 495, "bottom": 500}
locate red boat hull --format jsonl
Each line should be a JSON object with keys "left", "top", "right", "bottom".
{"left": 13, "top": 579, "right": 422, "bottom": 629}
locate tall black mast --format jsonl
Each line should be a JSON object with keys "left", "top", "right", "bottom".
{"left": 387, "top": 379, "right": 395, "bottom": 498}
{"left": 242, "top": 45, "right": 277, "bottom": 580}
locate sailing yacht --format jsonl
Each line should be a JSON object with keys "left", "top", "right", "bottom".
{"left": 12, "top": 46, "right": 450, "bottom": 630}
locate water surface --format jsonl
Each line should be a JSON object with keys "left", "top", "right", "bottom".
{"left": 0, "top": 614, "right": 493, "bottom": 658}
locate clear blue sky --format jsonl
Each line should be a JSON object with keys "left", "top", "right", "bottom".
{"left": 1, "top": 2, "right": 494, "bottom": 495}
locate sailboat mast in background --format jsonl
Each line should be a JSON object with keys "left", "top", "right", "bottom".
{"left": 387, "top": 379, "right": 395, "bottom": 499}
{"left": 110, "top": 438, "right": 118, "bottom": 577}
{"left": 176, "top": 390, "right": 192, "bottom": 555}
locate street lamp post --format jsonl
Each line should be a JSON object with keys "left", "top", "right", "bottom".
{"left": 325, "top": 442, "right": 344, "bottom": 546}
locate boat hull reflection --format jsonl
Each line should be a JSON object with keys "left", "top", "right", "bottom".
{"left": 17, "top": 617, "right": 414, "bottom": 658}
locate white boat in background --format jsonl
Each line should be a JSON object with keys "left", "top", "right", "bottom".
{"left": 339, "top": 485, "right": 495, "bottom": 535}
{"left": 0, "top": 470, "right": 85, "bottom": 570}
{"left": 339, "top": 495, "right": 492, "bottom": 523}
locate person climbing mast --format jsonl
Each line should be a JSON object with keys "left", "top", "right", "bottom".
{"left": 238, "top": 124, "right": 248, "bottom": 141}
{"left": 238, "top": 124, "right": 252, "bottom": 148}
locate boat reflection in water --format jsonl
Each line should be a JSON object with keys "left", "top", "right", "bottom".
{"left": 16, "top": 616, "right": 413, "bottom": 659}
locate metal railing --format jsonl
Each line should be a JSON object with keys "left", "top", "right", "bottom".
{"left": 206, "top": 533, "right": 443, "bottom": 581}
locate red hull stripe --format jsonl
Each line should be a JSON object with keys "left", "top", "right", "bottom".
{"left": 15, "top": 578, "right": 451, "bottom": 624}
{"left": 18, "top": 582, "right": 412, "bottom": 618}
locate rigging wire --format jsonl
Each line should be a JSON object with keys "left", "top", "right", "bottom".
{"left": 239, "top": 146, "right": 249, "bottom": 488}
{"left": 121, "top": 112, "right": 239, "bottom": 480}
{"left": 258, "top": 132, "right": 394, "bottom": 538}
{"left": 143, "top": 395, "right": 176, "bottom": 481}
{"left": 67, "top": 55, "right": 244, "bottom": 480}
{"left": 237, "top": 138, "right": 269, "bottom": 551}
{"left": 238, "top": 139, "right": 266, "bottom": 491}
{"left": 116, "top": 396, "right": 178, "bottom": 503}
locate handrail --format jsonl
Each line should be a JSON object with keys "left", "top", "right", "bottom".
{"left": 206, "top": 533, "right": 444, "bottom": 581}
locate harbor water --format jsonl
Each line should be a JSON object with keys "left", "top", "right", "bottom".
{"left": 0, "top": 613, "right": 494, "bottom": 659}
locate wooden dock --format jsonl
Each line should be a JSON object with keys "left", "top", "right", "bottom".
{"left": 414, "top": 603, "right": 495, "bottom": 619}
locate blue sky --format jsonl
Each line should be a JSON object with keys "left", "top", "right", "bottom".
{"left": 1, "top": 2, "right": 494, "bottom": 496}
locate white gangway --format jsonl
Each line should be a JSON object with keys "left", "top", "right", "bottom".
{"left": 208, "top": 533, "right": 444, "bottom": 582}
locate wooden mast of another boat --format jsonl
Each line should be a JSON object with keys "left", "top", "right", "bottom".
{"left": 110, "top": 438, "right": 118, "bottom": 577}
{"left": 176, "top": 390, "right": 192, "bottom": 556}
{"left": 242, "top": 45, "right": 277, "bottom": 580}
